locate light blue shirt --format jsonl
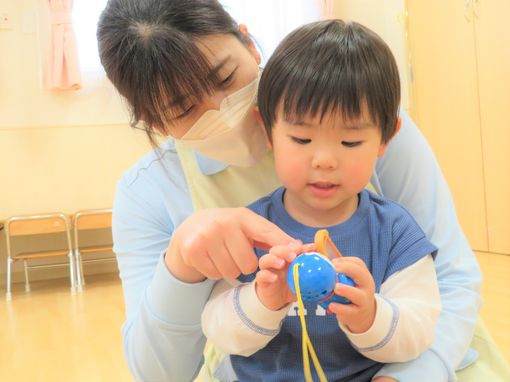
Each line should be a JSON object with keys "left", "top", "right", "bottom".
{"left": 112, "top": 112, "right": 482, "bottom": 382}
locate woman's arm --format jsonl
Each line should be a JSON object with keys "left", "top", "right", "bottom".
{"left": 113, "top": 175, "right": 215, "bottom": 382}
{"left": 113, "top": 152, "right": 294, "bottom": 382}
{"left": 372, "top": 111, "right": 482, "bottom": 381}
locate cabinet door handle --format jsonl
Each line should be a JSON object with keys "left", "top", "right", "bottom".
{"left": 473, "top": 0, "right": 480, "bottom": 19}
{"left": 464, "top": 0, "right": 473, "bottom": 22}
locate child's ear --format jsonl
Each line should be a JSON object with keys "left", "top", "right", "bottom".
{"left": 378, "top": 117, "right": 402, "bottom": 157}
{"left": 239, "top": 24, "right": 261, "bottom": 65}
{"left": 253, "top": 106, "right": 272, "bottom": 148}
{"left": 377, "top": 142, "right": 389, "bottom": 157}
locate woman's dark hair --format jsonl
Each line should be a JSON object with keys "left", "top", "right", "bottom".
{"left": 97, "top": 0, "right": 246, "bottom": 145}
{"left": 258, "top": 20, "right": 400, "bottom": 143}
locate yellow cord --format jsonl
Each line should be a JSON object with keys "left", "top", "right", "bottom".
{"left": 314, "top": 229, "right": 343, "bottom": 259}
{"left": 293, "top": 264, "right": 328, "bottom": 382}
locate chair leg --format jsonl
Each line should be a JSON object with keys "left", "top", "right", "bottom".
{"left": 23, "top": 260, "right": 31, "bottom": 293}
{"left": 76, "top": 250, "right": 85, "bottom": 290}
{"left": 6, "top": 257, "right": 12, "bottom": 301}
{"left": 79, "top": 253, "right": 85, "bottom": 288}
{"left": 68, "top": 250, "right": 76, "bottom": 294}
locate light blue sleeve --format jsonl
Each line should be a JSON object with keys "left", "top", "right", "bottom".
{"left": 371, "top": 112, "right": 482, "bottom": 381}
{"left": 112, "top": 156, "right": 215, "bottom": 382}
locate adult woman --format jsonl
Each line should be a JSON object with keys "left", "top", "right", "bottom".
{"left": 97, "top": 1, "right": 482, "bottom": 381}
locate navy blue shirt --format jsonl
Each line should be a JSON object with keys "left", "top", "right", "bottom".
{"left": 232, "top": 187, "right": 437, "bottom": 382}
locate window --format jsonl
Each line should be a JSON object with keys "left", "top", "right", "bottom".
{"left": 220, "top": 0, "right": 322, "bottom": 64}
{"left": 25, "top": 1, "right": 323, "bottom": 127}
{"left": 72, "top": 1, "right": 323, "bottom": 75}
{"left": 72, "top": 0, "right": 108, "bottom": 80}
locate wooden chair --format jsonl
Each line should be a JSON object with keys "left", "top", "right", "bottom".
{"left": 72, "top": 209, "right": 115, "bottom": 291}
{"left": 5, "top": 213, "right": 76, "bottom": 301}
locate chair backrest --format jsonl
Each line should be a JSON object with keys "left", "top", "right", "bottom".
{"left": 73, "top": 209, "right": 112, "bottom": 230}
{"left": 72, "top": 209, "right": 112, "bottom": 246}
{"left": 4, "top": 213, "right": 72, "bottom": 257}
{"left": 6, "top": 213, "right": 70, "bottom": 236}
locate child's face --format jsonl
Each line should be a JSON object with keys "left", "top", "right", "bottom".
{"left": 271, "top": 104, "right": 389, "bottom": 226}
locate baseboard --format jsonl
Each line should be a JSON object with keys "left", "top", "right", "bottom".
{"left": 0, "top": 259, "right": 119, "bottom": 287}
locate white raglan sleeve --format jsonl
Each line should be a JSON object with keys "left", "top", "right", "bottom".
{"left": 202, "top": 281, "right": 290, "bottom": 357}
{"left": 340, "top": 255, "right": 441, "bottom": 362}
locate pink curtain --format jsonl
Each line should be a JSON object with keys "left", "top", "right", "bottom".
{"left": 46, "top": 0, "right": 81, "bottom": 90}
{"left": 318, "top": 0, "right": 335, "bottom": 19}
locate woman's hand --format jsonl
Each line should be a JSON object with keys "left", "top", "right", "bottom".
{"left": 328, "top": 257, "right": 376, "bottom": 333}
{"left": 372, "top": 377, "right": 398, "bottom": 382}
{"left": 165, "top": 207, "right": 294, "bottom": 283}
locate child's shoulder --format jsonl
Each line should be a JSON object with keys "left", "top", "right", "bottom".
{"left": 246, "top": 187, "right": 282, "bottom": 217}
{"left": 363, "top": 189, "right": 419, "bottom": 227}
{"left": 363, "top": 190, "right": 437, "bottom": 260}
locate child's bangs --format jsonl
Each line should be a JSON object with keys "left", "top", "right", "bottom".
{"left": 279, "top": 50, "right": 380, "bottom": 126}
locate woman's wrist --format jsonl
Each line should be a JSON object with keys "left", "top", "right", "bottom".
{"left": 164, "top": 241, "right": 206, "bottom": 283}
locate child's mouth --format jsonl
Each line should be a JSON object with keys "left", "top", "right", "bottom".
{"left": 309, "top": 182, "right": 338, "bottom": 197}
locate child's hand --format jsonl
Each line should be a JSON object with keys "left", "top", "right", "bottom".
{"left": 328, "top": 257, "right": 376, "bottom": 333}
{"left": 255, "top": 241, "right": 305, "bottom": 311}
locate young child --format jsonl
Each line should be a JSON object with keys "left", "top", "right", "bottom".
{"left": 202, "top": 20, "right": 441, "bottom": 381}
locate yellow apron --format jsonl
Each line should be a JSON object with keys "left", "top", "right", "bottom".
{"left": 175, "top": 141, "right": 280, "bottom": 382}
{"left": 175, "top": 141, "right": 281, "bottom": 210}
{"left": 174, "top": 141, "right": 510, "bottom": 382}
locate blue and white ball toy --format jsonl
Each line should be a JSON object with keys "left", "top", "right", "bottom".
{"left": 287, "top": 252, "right": 355, "bottom": 311}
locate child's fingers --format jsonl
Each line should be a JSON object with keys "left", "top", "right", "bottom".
{"left": 331, "top": 256, "right": 367, "bottom": 269}
{"left": 333, "top": 283, "right": 367, "bottom": 307}
{"left": 268, "top": 244, "right": 298, "bottom": 263}
{"left": 331, "top": 258, "right": 372, "bottom": 288}
{"left": 256, "top": 269, "right": 278, "bottom": 284}
{"left": 259, "top": 253, "right": 286, "bottom": 270}
{"left": 336, "top": 261, "right": 366, "bottom": 285}
{"left": 328, "top": 299, "right": 376, "bottom": 333}
{"left": 301, "top": 243, "right": 316, "bottom": 253}
{"left": 327, "top": 301, "right": 362, "bottom": 321}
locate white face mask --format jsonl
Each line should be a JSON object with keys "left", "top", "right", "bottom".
{"left": 178, "top": 76, "right": 269, "bottom": 167}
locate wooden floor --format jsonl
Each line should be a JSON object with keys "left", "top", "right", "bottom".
{"left": 476, "top": 251, "right": 510, "bottom": 366}
{"left": 0, "top": 273, "right": 133, "bottom": 382}
{"left": 0, "top": 252, "right": 509, "bottom": 381}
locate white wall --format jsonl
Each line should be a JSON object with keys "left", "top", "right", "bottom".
{"left": 0, "top": 0, "right": 410, "bottom": 283}
{"left": 0, "top": 0, "right": 152, "bottom": 283}
{"left": 0, "top": 0, "right": 152, "bottom": 219}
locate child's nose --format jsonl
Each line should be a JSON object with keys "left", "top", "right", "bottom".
{"left": 312, "top": 149, "right": 338, "bottom": 169}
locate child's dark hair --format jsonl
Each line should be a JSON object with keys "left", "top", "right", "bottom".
{"left": 97, "top": 0, "right": 247, "bottom": 145}
{"left": 258, "top": 20, "right": 400, "bottom": 143}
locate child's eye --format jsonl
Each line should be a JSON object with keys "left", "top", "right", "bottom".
{"left": 291, "top": 137, "right": 311, "bottom": 144}
{"left": 342, "top": 141, "right": 362, "bottom": 148}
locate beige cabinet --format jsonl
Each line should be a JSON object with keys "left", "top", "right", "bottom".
{"left": 474, "top": 1, "right": 510, "bottom": 254}
{"left": 406, "top": 0, "right": 510, "bottom": 254}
